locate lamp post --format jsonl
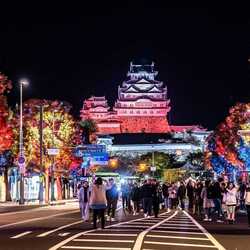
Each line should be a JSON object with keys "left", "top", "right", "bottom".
{"left": 50, "top": 110, "right": 56, "bottom": 202}
{"left": 19, "top": 78, "right": 29, "bottom": 205}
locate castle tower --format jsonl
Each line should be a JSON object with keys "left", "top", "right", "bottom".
{"left": 113, "top": 62, "right": 171, "bottom": 133}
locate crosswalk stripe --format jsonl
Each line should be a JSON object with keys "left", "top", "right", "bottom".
{"left": 11, "top": 231, "right": 32, "bottom": 239}
{"left": 144, "top": 241, "right": 217, "bottom": 248}
{"left": 146, "top": 234, "right": 210, "bottom": 241}
{"left": 61, "top": 247, "right": 131, "bottom": 250}
{"left": 157, "top": 226, "right": 200, "bottom": 230}
{"left": 86, "top": 233, "right": 137, "bottom": 236}
{"left": 152, "top": 230, "right": 205, "bottom": 235}
{"left": 73, "top": 239, "right": 134, "bottom": 243}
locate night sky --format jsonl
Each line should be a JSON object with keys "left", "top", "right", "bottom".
{"left": 0, "top": 6, "right": 248, "bottom": 130}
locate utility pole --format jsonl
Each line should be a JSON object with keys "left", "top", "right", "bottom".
{"left": 50, "top": 111, "right": 56, "bottom": 202}
{"left": 38, "top": 105, "right": 44, "bottom": 203}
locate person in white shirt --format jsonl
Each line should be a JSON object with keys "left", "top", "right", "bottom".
{"left": 78, "top": 181, "right": 90, "bottom": 221}
{"left": 225, "top": 182, "right": 237, "bottom": 223}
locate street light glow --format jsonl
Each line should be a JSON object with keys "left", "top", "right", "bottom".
{"left": 19, "top": 78, "right": 29, "bottom": 86}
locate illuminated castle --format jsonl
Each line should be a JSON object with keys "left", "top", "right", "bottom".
{"left": 81, "top": 62, "right": 201, "bottom": 134}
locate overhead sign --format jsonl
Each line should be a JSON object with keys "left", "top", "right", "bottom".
{"left": 47, "top": 148, "right": 59, "bottom": 155}
{"left": 73, "top": 144, "right": 106, "bottom": 157}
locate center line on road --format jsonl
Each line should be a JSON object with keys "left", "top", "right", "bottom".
{"left": 11, "top": 231, "right": 32, "bottom": 239}
{"left": 132, "top": 211, "right": 178, "bottom": 250}
{"left": 37, "top": 220, "right": 82, "bottom": 237}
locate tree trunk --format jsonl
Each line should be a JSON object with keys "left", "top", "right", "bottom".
{"left": 4, "top": 167, "right": 11, "bottom": 201}
{"left": 45, "top": 168, "right": 49, "bottom": 203}
{"left": 56, "top": 177, "right": 62, "bottom": 200}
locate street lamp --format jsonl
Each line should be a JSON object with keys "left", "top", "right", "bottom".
{"left": 19, "top": 78, "right": 29, "bottom": 205}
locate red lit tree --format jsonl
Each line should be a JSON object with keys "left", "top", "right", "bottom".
{"left": 12, "top": 99, "right": 81, "bottom": 200}
{"left": 0, "top": 73, "right": 14, "bottom": 201}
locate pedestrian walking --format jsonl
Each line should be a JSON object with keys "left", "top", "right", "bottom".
{"left": 194, "top": 181, "right": 203, "bottom": 219}
{"left": 152, "top": 179, "right": 160, "bottom": 218}
{"left": 177, "top": 181, "right": 186, "bottom": 210}
{"left": 106, "top": 178, "right": 119, "bottom": 221}
{"left": 168, "top": 183, "right": 177, "bottom": 209}
{"left": 78, "top": 181, "right": 90, "bottom": 221}
{"left": 131, "top": 182, "right": 140, "bottom": 215}
{"left": 121, "top": 182, "right": 129, "bottom": 210}
{"left": 212, "top": 181, "right": 223, "bottom": 222}
{"left": 89, "top": 177, "right": 107, "bottom": 229}
{"left": 187, "top": 180, "right": 194, "bottom": 212}
{"left": 141, "top": 179, "right": 153, "bottom": 218}
{"left": 201, "top": 180, "right": 214, "bottom": 221}
{"left": 245, "top": 183, "right": 250, "bottom": 227}
{"left": 225, "top": 182, "right": 237, "bottom": 224}
{"left": 162, "top": 181, "right": 170, "bottom": 212}
{"left": 238, "top": 180, "right": 246, "bottom": 211}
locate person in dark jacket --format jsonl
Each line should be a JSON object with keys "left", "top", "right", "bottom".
{"left": 152, "top": 179, "right": 161, "bottom": 218}
{"left": 141, "top": 179, "right": 153, "bottom": 218}
{"left": 106, "top": 178, "right": 119, "bottom": 221}
{"left": 177, "top": 181, "right": 186, "bottom": 210}
{"left": 194, "top": 181, "right": 203, "bottom": 218}
{"left": 212, "top": 181, "right": 223, "bottom": 222}
{"left": 162, "top": 182, "right": 170, "bottom": 211}
{"left": 187, "top": 180, "right": 194, "bottom": 211}
{"left": 131, "top": 182, "right": 140, "bottom": 215}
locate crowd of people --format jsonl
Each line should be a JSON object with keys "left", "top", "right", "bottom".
{"left": 78, "top": 176, "right": 250, "bottom": 229}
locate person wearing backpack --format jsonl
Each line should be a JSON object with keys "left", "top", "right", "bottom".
{"left": 201, "top": 180, "right": 214, "bottom": 221}
{"left": 244, "top": 183, "right": 250, "bottom": 226}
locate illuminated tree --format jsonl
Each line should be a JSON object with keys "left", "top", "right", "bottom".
{"left": 0, "top": 73, "right": 14, "bottom": 201}
{"left": 206, "top": 103, "right": 250, "bottom": 180}
{"left": 12, "top": 99, "right": 81, "bottom": 199}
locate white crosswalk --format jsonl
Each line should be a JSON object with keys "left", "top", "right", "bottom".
{"left": 9, "top": 210, "right": 226, "bottom": 250}
{"left": 46, "top": 210, "right": 225, "bottom": 250}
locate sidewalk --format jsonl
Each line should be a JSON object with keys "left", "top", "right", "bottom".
{"left": 0, "top": 199, "right": 78, "bottom": 214}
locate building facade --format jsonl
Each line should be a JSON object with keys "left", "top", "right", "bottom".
{"left": 81, "top": 62, "right": 202, "bottom": 135}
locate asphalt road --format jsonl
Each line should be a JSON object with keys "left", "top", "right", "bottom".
{"left": 0, "top": 202, "right": 249, "bottom": 250}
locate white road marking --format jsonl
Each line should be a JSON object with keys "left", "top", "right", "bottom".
{"left": 11, "top": 231, "right": 32, "bottom": 239}
{"left": 183, "top": 211, "right": 226, "bottom": 250}
{"left": 49, "top": 211, "right": 170, "bottom": 250}
{"left": 117, "top": 225, "right": 149, "bottom": 228}
{"left": 132, "top": 211, "right": 178, "bottom": 250}
{"left": 160, "top": 223, "right": 197, "bottom": 227}
{"left": 86, "top": 233, "right": 137, "bottom": 236}
{"left": 73, "top": 239, "right": 134, "bottom": 243}
{"left": 0, "top": 210, "right": 79, "bottom": 229}
{"left": 129, "top": 222, "right": 156, "bottom": 225}
{"left": 37, "top": 220, "right": 82, "bottom": 237}
{"left": 157, "top": 226, "right": 200, "bottom": 230}
{"left": 144, "top": 241, "right": 217, "bottom": 248}
{"left": 152, "top": 229, "right": 205, "bottom": 235}
{"left": 59, "top": 233, "right": 71, "bottom": 237}
{"left": 61, "top": 247, "right": 131, "bottom": 250}
{"left": 146, "top": 234, "right": 210, "bottom": 241}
